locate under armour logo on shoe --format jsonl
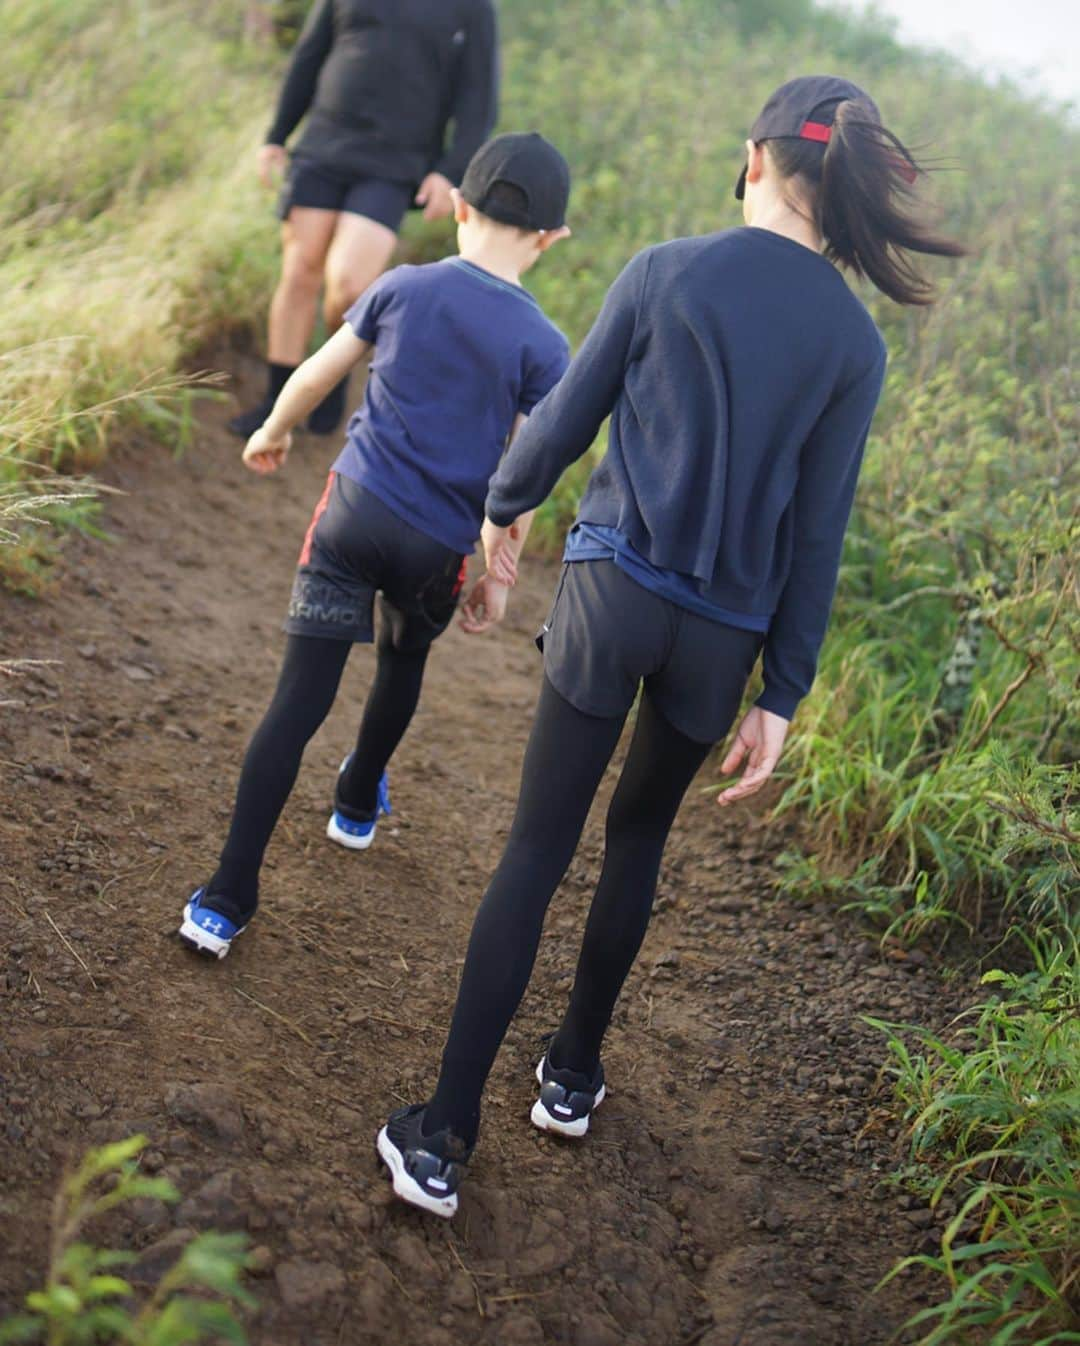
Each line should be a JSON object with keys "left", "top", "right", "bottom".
{"left": 203, "top": 918, "right": 225, "bottom": 936}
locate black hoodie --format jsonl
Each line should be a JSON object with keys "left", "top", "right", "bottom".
{"left": 267, "top": 0, "right": 499, "bottom": 186}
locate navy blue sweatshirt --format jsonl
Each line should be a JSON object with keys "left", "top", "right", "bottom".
{"left": 485, "top": 228, "right": 887, "bottom": 720}
{"left": 267, "top": 0, "right": 498, "bottom": 186}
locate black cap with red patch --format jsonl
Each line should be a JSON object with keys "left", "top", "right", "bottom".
{"left": 734, "top": 75, "right": 879, "bottom": 200}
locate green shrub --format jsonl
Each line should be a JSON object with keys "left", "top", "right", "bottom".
{"left": 871, "top": 937, "right": 1080, "bottom": 1344}
{"left": 0, "top": 1135, "right": 252, "bottom": 1346}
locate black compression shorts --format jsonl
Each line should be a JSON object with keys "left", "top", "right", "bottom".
{"left": 285, "top": 473, "right": 466, "bottom": 653}
{"left": 277, "top": 158, "right": 415, "bottom": 231}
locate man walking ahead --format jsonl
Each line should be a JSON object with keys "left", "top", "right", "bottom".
{"left": 230, "top": 0, "right": 499, "bottom": 438}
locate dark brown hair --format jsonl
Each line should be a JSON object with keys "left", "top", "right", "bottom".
{"left": 767, "top": 99, "right": 966, "bottom": 305}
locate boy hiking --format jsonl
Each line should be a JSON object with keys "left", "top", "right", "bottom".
{"left": 375, "top": 76, "right": 965, "bottom": 1217}
{"left": 180, "top": 133, "right": 571, "bottom": 959}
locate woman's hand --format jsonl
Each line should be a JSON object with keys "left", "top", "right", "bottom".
{"left": 460, "top": 575, "right": 510, "bottom": 634}
{"left": 717, "top": 706, "right": 790, "bottom": 805}
{"left": 257, "top": 143, "right": 288, "bottom": 189}
{"left": 242, "top": 426, "right": 292, "bottom": 475}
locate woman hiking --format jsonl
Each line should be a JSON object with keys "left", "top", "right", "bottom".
{"left": 375, "top": 75, "right": 965, "bottom": 1217}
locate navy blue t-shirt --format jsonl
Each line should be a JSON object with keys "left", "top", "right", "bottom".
{"left": 333, "top": 258, "right": 569, "bottom": 554}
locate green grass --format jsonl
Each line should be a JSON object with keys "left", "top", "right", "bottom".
{"left": 871, "top": 936, "right": 1080, "bottom": 1344}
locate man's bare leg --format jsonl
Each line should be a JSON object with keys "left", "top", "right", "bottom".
{"left": 269, "top": 207, "right": 341, "bottom": 364}
{"left": 228, "top": 207, "right": 340, "bottom": 437}
{"left": 307, "top": 212, "right": 400, "bottom": 434}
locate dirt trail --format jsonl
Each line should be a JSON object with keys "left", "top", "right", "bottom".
{"left": 1, "top": 351, "right": 970, "bottom": 1345}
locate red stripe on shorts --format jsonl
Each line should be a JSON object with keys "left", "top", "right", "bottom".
{"left": 452, "top": 557, "right": 468, "bottom": 598}
{"left": 299, "top": 472, "right": 335, "bottom": 567}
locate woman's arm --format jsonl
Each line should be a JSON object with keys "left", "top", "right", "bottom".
{"left": 484, "top": 249, "right": 652, "bottom": 525}
{"left": 757, "top": 349, "right": 887, "bottom": 720}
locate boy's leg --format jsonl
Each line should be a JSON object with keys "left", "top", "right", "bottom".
{"left": 335, "top": 612, "right": 429, "bottom": 818}
{"left": 204, "top": 634, "right": 351, "bottom": 922}
{"left": 422, "top": 677, "right": 628, "bottom": 1147}
{"left": 547, "top": 693, "right": 712, "bottom": 1078}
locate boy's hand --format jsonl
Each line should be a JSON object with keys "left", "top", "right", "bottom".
{"left": 242, "top": 426, "right": 292, "bottom": 475}
{"left": 257, "top": 144, "right": 288, "bottom": 189}
{"left": 717, "top": 706, "right": 790, "bottom": 805}
{"left": 460, "top": 575, "right": 510, "bottom": 635}
{"left": 415, "top": 172, "right": 454, "bottom": 221}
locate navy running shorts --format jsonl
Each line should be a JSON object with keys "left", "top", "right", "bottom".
{"left": 277, "top": 158, "right": 415, "bottom": 231}
{"left": 285, "top": 473, "right": 466, "bottom": 653}
{"left": 538, "top": 559, "right": 765, "bottom": 745}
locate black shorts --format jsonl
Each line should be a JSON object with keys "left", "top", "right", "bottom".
{"left": 277, "top": 158, "right": 414, "bottom": 232}
{"left": 539, "top": 560, "right": 765, "bottom": 744}
{"left": 285, "top": 473, "right": 466, "bottom": 653}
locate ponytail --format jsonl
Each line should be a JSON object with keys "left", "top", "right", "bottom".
{"left": 768, "top": 99, "right": 966, "bottom": 305}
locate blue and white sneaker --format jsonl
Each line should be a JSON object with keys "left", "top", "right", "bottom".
{"left": 178, "top": 888, "right": 248, "bottom": 961}
{"left": 326, "top": 757, "right": 391, "bottom": 852}
{"left": 531, "top": 1052, "right": 606, "bottom": 1138}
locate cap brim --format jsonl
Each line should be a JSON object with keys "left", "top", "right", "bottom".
{"left": 734, "top": 162, "right": 748, "bottom": 201}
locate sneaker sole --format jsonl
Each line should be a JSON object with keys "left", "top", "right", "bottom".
{"left": 178, "top": 902, "right": 243, "bottom": 961}
{"left": 326, "top": 814, "right": 377, "bottom": 851}
{"left": 530, "top": 1058, "right": 606, "bottom": 1138}
{"left": 376, "top": 1127, "right": 458, "bottom": 1218}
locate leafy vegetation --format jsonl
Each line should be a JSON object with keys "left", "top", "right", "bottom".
{"left": 0, "top": 1135, "right": 252, "bottom": 1345}
{"left": 0, "top": 0, "right": 281, "bottom": 589}
{"left": 871, "top": 937, "right": 1079, "bottom": 1344}
{"left": 5, "top": 0, "right": 1077, "bottom": 1340}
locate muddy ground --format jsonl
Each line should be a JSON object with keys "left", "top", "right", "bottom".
{"left": 1, "top": 352, "right": 973, "bottom": 1345}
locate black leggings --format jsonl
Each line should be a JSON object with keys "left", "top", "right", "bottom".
{"left": 424, "top": 676, "right": 714, "bottom": 1147}
{"left": 206, "top": 629, "right": 427, "bottom": 922}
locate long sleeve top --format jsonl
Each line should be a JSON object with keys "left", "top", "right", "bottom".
{"left": 486, "top": 228, "right": 887, "bottom": 720}
{"left": 266, "top": 0, "right": 499, "bottom": 186}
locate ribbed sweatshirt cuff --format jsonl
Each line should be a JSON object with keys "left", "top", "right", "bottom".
{"left": 755, "top": 686, "right": 799, "bottom": 721}
{"left": 484, "top": 493, "right": 519, "bottom": 528}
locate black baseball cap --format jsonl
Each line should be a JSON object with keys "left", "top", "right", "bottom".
{"left": 461, "top": 132, "right": 571, "bottom": 232}
{"left": 734, "top": 75, "right": 879, "bottom": 200}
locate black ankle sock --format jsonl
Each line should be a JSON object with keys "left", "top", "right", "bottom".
{"left": 307, "top": 375, "right": 349, "bottom": 434}
{"left": 267, "top": 360, "right": 297, "bottom": 400}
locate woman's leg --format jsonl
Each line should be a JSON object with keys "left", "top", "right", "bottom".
{"left": 548, "top": 693, "right": 712, "bottom": 1077}
{"left": 205, "top": 635, "right": 352, "bottom": 921}
{"left": 423, "top": 677, "right": 628, "bottom": 1146}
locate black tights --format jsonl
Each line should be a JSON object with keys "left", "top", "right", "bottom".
{"left": 206, "top": 631, "right": 428, "bottom": 922}
{"left": 425, "top": 677, "right": 711, "bottom": 1146}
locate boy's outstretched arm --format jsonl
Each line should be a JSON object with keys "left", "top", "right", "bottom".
{"left": 243, "top": 325, "right": 371, "bottom": 475}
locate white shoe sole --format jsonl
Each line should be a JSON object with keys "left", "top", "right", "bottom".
{"left": 178, "top": 902, "right": 244, "bottom": 961}
{"left": 530, "top": 1057, "right": 606, "bottom": 1138}
{"left": 376, "top": 1127, "right": 458, "bottom": 1218}
{"left": 326, "top": 813, "right": 376, "bottom": 851}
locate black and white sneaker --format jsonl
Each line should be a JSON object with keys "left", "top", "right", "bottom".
{"left": 376, "top": 1105, "right": 471, "bottom": 1218}
{"left": 531, "top": 1053, "right": 606, "bottom": 1138}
